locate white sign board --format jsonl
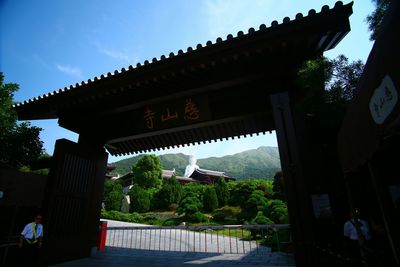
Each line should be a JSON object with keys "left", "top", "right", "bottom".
{"left": 369, "top": 75, "right": 398, "bottom": 125}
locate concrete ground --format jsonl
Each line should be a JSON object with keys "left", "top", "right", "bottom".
{"left": 48, "top": 220, "right": 295, "bottom": 267}
{"left": 49, "top": 248, "right": 295, "bottom": 267}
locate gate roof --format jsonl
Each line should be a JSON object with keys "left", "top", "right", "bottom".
{"left": 14, "top": 2, "right": 353, "bottom": 155}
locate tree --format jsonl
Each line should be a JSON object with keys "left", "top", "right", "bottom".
{"left": 215, "top": 177, "right": 229, "bottom": 207}
{"left": 229, "top": 181, "right": 257, "bottom": 207}
{"left": 182, "top": 182, "right": 206, "bottom": 203}
{"left": 155, "top": 175, "right": 183, "bottom": 210}
{"left": 366, "top": 0, "right": 392, "bottom": 41}
{"left": 129, "top": 185, "right": 151, "bottom": 213}
{"left": 177, "top": 191, "right": 207, "bottom": 222}
{"left": 239, "top": 190, "right": 268, "bottom": 222}
{"left": 295, "top": 55, "right": 364, "bottom": 130}
{"left": 0, "top": 73, "right": 18, "bottom": 132}
{"left": 203, "top": 186, "right": 218, "bottom": 212}
{"left": 103, "top": 179, "right": 123, "bottom": 211}
{"left": 324, "top": 55, "right": 364, "bottom": 104}
{"left": 296, "top": 55, "right": 364, "bottom": 110}
{"left": 0, "top": 72, "right": 44, "bottom": 169}
{"left": 267, "top": 199, "right": 289, "bottom": 224}
{"left": 132, "top": 154, "right": 163, "bottom": 189}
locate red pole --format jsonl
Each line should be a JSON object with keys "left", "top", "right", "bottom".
{"left": 97, "top": 221, "right": 107, "bottom": 251}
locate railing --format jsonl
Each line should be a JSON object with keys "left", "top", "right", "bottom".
{"left": 105, "top": 224, "right": 291, "bottom": 254}
{"left": 1, "top": 235, "right": 19, "bottom": 267}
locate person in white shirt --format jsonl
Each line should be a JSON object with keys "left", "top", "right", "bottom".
{"left": 19, "top": 214, "right": 43, "bottom": 267}
{"left": 344, "top": 209, "right": 371, "bottom": 242}
{"left": 343, "top": 208, "right": 371, "bottom": 263}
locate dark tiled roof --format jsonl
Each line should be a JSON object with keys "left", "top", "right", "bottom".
{"left": 162, "top": 169, "right": 176, "bottom": 178}
{"left": 107, "top": 163, "right": 116, "bottom": 170}
{"left": 13, "top": 2, "right": 353, "bottom": 156}
{"left": 13, "top": 2, "right": 351, "bottom": 111}
{"left": 195, "top": 168, "right": 226, "bottom": 177}
{"left": 191, "top": 168, "right": 235, "bottom": 181}
{"left": 166, "top": 175, "right": 199, "bottom": 183}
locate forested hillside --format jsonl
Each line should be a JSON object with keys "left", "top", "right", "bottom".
{"left": 111, "top": 146, "right": 280, "bottom": 180}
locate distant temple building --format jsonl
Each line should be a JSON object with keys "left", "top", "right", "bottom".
{"left": 117, "top": 166, "right": 235, "bottom": 186}
{"left": 189, "top": 168, "right": 235, "bottom": 183}
{"left": 115, "top": 155, "right": 235, "bottom": 187}
{"left": 105, "top": 164, "right": 118, "bottom": 180}
{"left": 164, "top": 168, "right": 235, "bottom": 184}
{"left": 178, "top": 154, "right": 235, "bottom": 183}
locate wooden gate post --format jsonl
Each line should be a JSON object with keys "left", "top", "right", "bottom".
{"left": 42, "top": 138, "right": 108, "bottom": 264}
{"left": 271, "top": 92, "right": 315, "bottom": 267}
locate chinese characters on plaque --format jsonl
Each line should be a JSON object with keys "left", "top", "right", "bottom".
{"left": 143, "top": 98, "right": 203, "bottom": 130}
{"left": 369, "top": 75, "right": 398, "bottom": 125}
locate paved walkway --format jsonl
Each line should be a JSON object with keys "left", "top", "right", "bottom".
{"left": 49, "top": 220, "right": 295, "bottom": 267}
{"left": 49, "top": 248, "right": 295, "bottom": 267}
{"left": 105, "top": 220, "right": 267, "bottom": 254}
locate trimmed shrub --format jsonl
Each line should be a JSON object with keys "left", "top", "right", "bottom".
{"left": 267, "top": 199, "right": 289, "bottom": 224}
{"left": 238, "top": 190, "right": 268, "bottom": 222}
{"left": 101, "top": 210, "right": 143, "bottom": 223}
{"left": 203, "top": 186, "right": 218, "bottom": 212}
{"left": 103, "top": 179, "right": 123, "bottom": 211}
{"left": 215, "top": 177, "right": 229, "bottom": 207}
{"left": 187, "top": 211, "right": 208, "bottom": 223}
{"left": 129, "top": 185, "right": 151, "bottom": 213}
{"left": 212, "top": 206, "right": 241, "bottom": 222}
{"left": 154, "top": 175, "right": 183, "bottom": 210}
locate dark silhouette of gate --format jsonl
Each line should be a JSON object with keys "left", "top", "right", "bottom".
{"left": 12, "top": 2, "right": 356, "bottom": 266}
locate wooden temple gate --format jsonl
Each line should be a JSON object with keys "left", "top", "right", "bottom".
{"left": 13, "top": 2, "right": 356, "bottom": 266}
{"left": 338, "top": 1, "right": 400, "bottom": 265}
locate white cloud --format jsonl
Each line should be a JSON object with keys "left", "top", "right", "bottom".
{"left": 55, "top": 64, "right": 82, "bottom": 78}
{"left": 88, "top": 37, "right": 140, "bottom": 64}
{"left": 99, "top": 48, "right": 131, "bottom": 62}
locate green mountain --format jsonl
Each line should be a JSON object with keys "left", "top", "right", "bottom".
{"left": 111, "top": 146, "right": 281, "bottom": 180}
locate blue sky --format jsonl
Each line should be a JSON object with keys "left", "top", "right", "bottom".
{"left": 1, "top": 0, "right": 375, "bottom": 162}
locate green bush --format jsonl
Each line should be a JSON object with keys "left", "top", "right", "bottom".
{"left": 132, "top": 154, "right": 163, "bottom": 189}
{"left": 187, "top": 211, "right": 208, "bottom": 223}
{"left": 251, "top": 214, "right": 274, "bottom": 225}
{"left": 162, "top": 218, "right": 183, "bottom": 226}
{"left": 182, "top": 183, "right": 206, "bottom": 203}
{"left": 177, "top": 191, "right": 211, "bottom": 223}
{"left": 215, "top": 177, "right": 229, "bottom": 207}
{"left": 267, "top": 199, "right": 289, "bottom": 224}
{"left": 142, "top": 215, "right": 161, "bottom": 225}
{"left": 103, "top": 179, "right": 123, "bottom": 211}
{"left": 212, "top": 211, "right": 225, "bottom": 222}
{"left": 203, "top": 186, "right": 218, "bottom": 212}
{"left": 154, "top": 176, "right": 183, "bottom": 210}
{"left": 101, "top": 210, "right": 166, "bottom": 225}
{"left": 238, "top": 190, "right": 268, "bottom": 222}
{"left": 229, "top": 181, "right": 257, "bottom": 207}
{"left": 129, "top": 185, "right": 151, "bottom": 213}
{"left": 212, "top": 206, "right": 241, "bottom": 222}
{"left": 101, "top": 210, "right": 143, "bottom": 223}
{"left": 248, "top": 214, "right": 274, "bottom": 239}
